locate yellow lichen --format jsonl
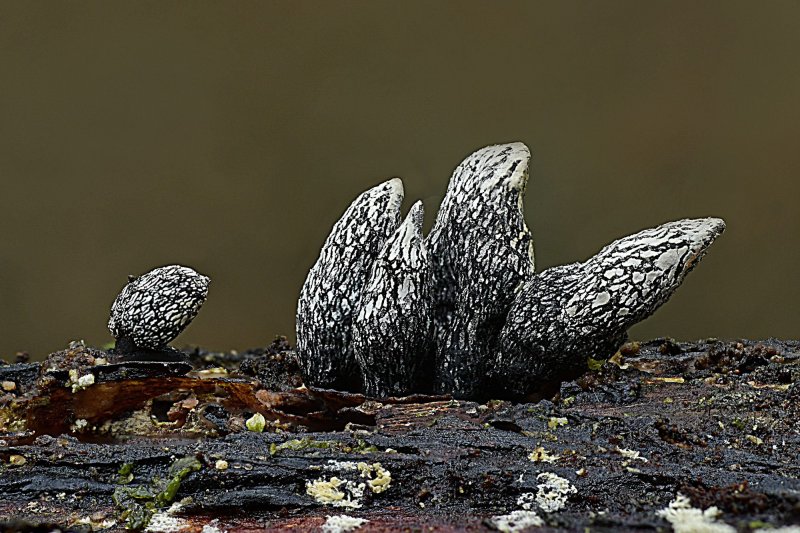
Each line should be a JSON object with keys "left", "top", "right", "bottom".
{"left": 245, "top": 413, "right": 266, "bottom": 432}
{"left": 357, "top": 462, "right": 391, "bottom": 493}
{"left": 648, "top": 377, "right": 685, "bottom": 384}
{"left": 746, "top": 435, "right": 764, "bottom": 446}
{"left": 306, "top": 477, "right": 364, "bottom": 509}
{"left": 528, "top": 447, "right": 559, "bottom": 463}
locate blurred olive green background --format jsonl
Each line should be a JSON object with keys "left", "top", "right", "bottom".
{"left": 1, "top": 1, "right": 798, "bottom": 360}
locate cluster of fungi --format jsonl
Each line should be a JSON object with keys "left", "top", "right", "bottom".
{"left": 107, "top": 142, "right": 724, "bottom": 402}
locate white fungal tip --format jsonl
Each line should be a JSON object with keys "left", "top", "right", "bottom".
{"left": 680, "top": 217, "right": 726, "bottom": 249}
{"left": 378, "top": 177, "right": 404, "bottom": 212}
{"left": 405, "top": 200, "right": 425, "bottom": 232}
{"left": 471, "top": 142, "right": 531, "bottom": 193}
{"left": 351, "top": 178, "right": 404, "bottom": 220}
{"left": 385, "top": 177, "right": 404, "bottom": 195}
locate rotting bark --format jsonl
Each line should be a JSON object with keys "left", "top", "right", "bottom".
{"left": 1, "top": 338, "right": 799, "bottom": 532}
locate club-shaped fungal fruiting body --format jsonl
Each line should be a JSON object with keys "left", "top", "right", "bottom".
{"left": 352, "top": 201, "right": 432, "bottom": 397}
{"left": 108, "top": 265, "right": 210, "bottom": 353}
{"left": 427, "top": 142, "right": 534, "bottom": 398}
{"left": 296, "top": 178, "right": 404, "bottom": 391}
{"left": 491, "top": 218, "right": 726, "bottom": 398}
{"left": 295, "top": 142, "right": 726, "bottom": 400}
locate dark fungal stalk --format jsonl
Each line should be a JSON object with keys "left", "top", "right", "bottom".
{"left": 108, "top": 264, "right": 209, "bottom": 354}
{"left": 295, "top": 142, "right": 726, "bottom": 401}
{"left": 426, "top": 142, "right": 534, "bottom": 398}
{"left": 352, "top": 201, "right": 432, "bottom": 397}
{"left": 493, "top": 217, "right": 726, "bottom": 398}
{"left": 296, "top": 178, "right": 404, "bottom": 391}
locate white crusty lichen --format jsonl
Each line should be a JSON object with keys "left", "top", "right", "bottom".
{"left": 616, "top": 447, "right": 648, "bottom": 462}
{"left": 307, "top": 461, "right": 392, "bottom": 508}
{"left": 73, "top": 516, "right": 117, "bottom": 530}
{"left": 535, "top": 472, "right": 577, "bottom": 513}
{"left": 321, "top": 515, "right": 369, "bottom": 533}
{"left": 358, "top": 462, "right": 392, "bottom": 493}
{"left": 70, "top": 418, "right": 89, "bottom": 432}
{"left": 547, "top": 417, "right": 568, "bottom": 429}
{"left": 306, "top": 476, "right": 366, "bottom": 509}
{"left": 322, "top": 460, "right": 391, "bottom": 493}
{"left": 528, "top": 447, "right": 559, "bottom": 463}
{"left": 516, "top": 492, "right": 537, "bottom": 510}
{"left": 68, "top": 369, "right": 95, "bottom": 393}
{"left": 323, "top": 460, "right": 360, "bottom": 472}
{"left": 200, "top": 521, "right": 226, "bottom": 533}
{"left": 656, "top": 494, "right": 734, "bottom": 533}
{"left": 144, "top": 502, "right": 191, "bottom": 533}
{"left": 487, "top": 510, "right": 544, "bottom": 533}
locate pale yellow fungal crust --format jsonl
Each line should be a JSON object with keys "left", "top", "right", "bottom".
{"left": 528, "top": 446, "right": 559, "bottom": 463}
{"left": 306, "top": 460, "right": 392, "bottom": 508}
{"left": 357, "top": 462, "right": 391, "bottom": 494}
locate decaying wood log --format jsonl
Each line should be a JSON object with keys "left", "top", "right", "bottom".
{"left": 1, "top": 338, "right": 799, "bottom": 532}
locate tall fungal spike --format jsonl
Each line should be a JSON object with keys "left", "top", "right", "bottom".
{"left": 352, "top": 201, "right": 432, "bottom": 397}
{"left": 427, "top": 142, "right": 534, "bottom": 398}
{"left": 296, "top": 178, "right": 404, "bottom": 390}
{"left": 108, "top": 265, "right": 210, "bottom": 351}
{"left": 493, "top": 217, "right": 726, "bottom": 399}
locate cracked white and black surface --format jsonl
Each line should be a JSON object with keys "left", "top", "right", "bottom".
{"left": 427, "top": 143, "right": 535, "bottom": 398}
{"left": 296, "top": 178, "right": 404, "bottom": 390}
{"left": 294, "top": 142, "right": 725, "bottom": 401}
{"left": 493, "top": 218, "right": 726, "bottom": 398}
{"left": 108, "top": 265, "right": 209, "bottom": 350}
{"left": 352, "top": 201, "right": 432, "bottom": 397}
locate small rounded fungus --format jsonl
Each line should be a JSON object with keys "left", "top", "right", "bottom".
{"left": 108, "top": 265, "right": 209, "bottom": 351}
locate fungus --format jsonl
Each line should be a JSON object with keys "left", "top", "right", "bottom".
{"left": 494, "top": 217, "right": 725, "bottom": 397}
{"left": 296, "top": 178, "right": 404, "bottom": 391}
{"left": 295, "top": 142, "right": 725, "bottom": 401}
{"left": 427, "top": 142, "right": 534, "bottom": 398}
{"left": 352, "top": 201, "right": 432, "bottom": 397}
{"left": 108, "top": 265, "right": 209, "bottom": 354}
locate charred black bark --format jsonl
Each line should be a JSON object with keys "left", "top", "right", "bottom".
{"left": 1, "top": 339, "right": 799, "bottom": 531}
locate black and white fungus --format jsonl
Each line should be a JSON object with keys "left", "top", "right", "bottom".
{"left": 493, "top": 217, "right": 726, "bottom": 398}
{"left": 108, "top": 265, "right": 209, "bottom": 351}
{"left": 295, "top": 142, "right": 726, "bottom": 399}
{"left": 296, "top": 178, "right": 404, "bottom": 390}
{"left": 352, "top": 201, "right": 432, "bottom": 397}
{"left": 427, "top": 142, "right": 535, "bottom": 397}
